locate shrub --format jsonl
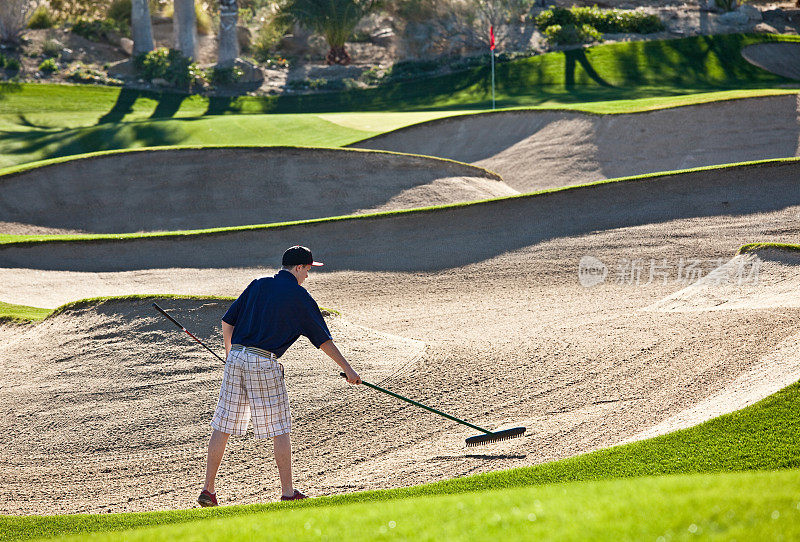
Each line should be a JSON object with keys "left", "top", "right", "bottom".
{"left": 38, "top": 57, "right": 58, "bottom": 73}
{"left": 28, "top": 5, "right": 56, "bottom": 29}
{"left": 386, "top": 58, "right": 441, "bottom": 80}
{"left": 535, "top": 5, "right": 664, "bottom": 35}
{"left": 134, "top": 47, "right": 203, "bottom": 88}
{"left": 71, "top": 18, "right": 126, "bottom": 41}
{"left": 107, "top": 0, "right": 132, "bottom": 26}
{"left": 208, "top": 65, "right": 244, "bottom": 85}
{"left": 41, "top": 39, "right": 62, "bottom": 58}
{"left": 2, "top": 55, "right": 22, "bottom": 72}
{"left": 543, "top": 23, "right": 602, "bottom": 45}
{"left": 66, "top": 63, "right": 124, "bottom": 85}
{"left": 252, "top": 17, "right": 289, "bottom": 64}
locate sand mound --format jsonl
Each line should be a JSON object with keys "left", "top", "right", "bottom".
{"left": 742, "top": 43, "right": 800, "bottom": 81}
{"left": 0, "top": 147, "right": 510, "bottom": 235}
{"left": 645, "top": 249, "right": 800, "bottom": 312}
{"left": 352, "top": 95, "right": 800, "bottom": 192}
{"left": 0, "top": 297, "right": 424, "bottom": 514}
{"left": 3, "top": 159, "right": 799, "bottom": 276}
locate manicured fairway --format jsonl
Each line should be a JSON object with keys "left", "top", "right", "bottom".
{"left": 17, "top": 470, "right": 800, "bottom": 542}
{"left": 0, "top": 300, "right": 50, "bottom": 323}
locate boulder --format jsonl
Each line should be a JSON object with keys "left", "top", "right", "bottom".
{"left": 718, "top": 10, "right": 749, "bottom": 25}
{"left": 237, "top": 25, "right": 252, "bottom": 52}
{"left": 120, "top": 38, "right": 134, "bottom": 56}
{"left": 369, "top": 28, "right": 394, "bottom": 46}
{"left": 737, "top": 4, "right": 762, "bottom": 21}
{"left": 235, "top": 58, "right": 264, "bottom": 84}
{"left": 152, "top": 77, "right": 170, "bottom": 86}
{"left": 753, "top": 22, "right": 779, "bottom": 33}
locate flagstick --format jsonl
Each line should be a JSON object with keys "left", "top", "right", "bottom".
{"left": 491, "top": 48, "right": 495, "bottom": 110}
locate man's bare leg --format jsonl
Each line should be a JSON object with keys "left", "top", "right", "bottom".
{"left": 273, "top": 432, "right": 294, "bottom": 497}
{"left": 203, "top": 429, "right": 230, "bottom": 493}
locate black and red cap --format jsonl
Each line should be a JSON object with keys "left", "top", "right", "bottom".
{"left": 282, "top": 245, "right": 324, "bottom": 267}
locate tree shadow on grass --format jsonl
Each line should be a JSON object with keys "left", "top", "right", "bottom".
{"left": 0, "top": 121, "right": 187, "bottom": 164}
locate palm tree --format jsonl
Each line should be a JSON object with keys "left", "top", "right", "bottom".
{"left": 281, "top": 0, "right": 380, "bottom": 65}
{"left": 131, "top": 0, "right": 154, "bottom": 56}
{"left": 173, "top": 0, "right": 197, "bottom": 59}
{"left": 217, "top": 0, "right": 238, "bottom": 68}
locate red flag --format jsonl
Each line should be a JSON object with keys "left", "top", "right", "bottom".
{"left": 489, "top": 25, "right": 496, "bottom": 51}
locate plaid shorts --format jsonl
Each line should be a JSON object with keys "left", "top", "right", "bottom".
{"left": 211, "top": 345, "right": 291, "bottom": 438}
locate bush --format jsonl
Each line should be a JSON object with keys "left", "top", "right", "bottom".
{"left": 543, "top": 23, "right": 602, "bottom": 45}
{"left": 107, "top": 0, "right": 132, "bottom": 26}
{"left": 66, "top": 63, "right": 124, "bottom": 85}
{"left": 535, "top": 5, "right": 664, "bottom": 35}
{"left": 2, "top": 55, "right": 22, "bottom": 72}
{"left": 41, "top": 39, "right": 62, "bottom": 58}
{"left": 386, "top": 58, "right": 441, "bottom": 80}
{"left": 71, "top": 18, "right": 126, "bottom": 41}
{"left": 252, "top": 17, "right": 289, "bottom": 64}
{"left": 134, "top": 47, "right": 203, "bottom": 88}
{"left": 208, "top": 65, "right": 244, "bottom": 85}
{"left": 38, "top": 58, "right": 58, "bottom": 73}
{"left": 28, "top": 5, "right": 56, "bottom": 29}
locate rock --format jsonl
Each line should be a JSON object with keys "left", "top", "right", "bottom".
{"left": 234, "top": 58, "right": 263, "bottom": 84}
{"left": 237, "top": 26, "right": 252, "bottom": 52}
{"left": 718, "top": 10, "right": 749, "bottom": 25}
{"left": 753, "top": 22, "right": 779, "bottom": 33}
{"left": 120, "top": 38, "right": 134, "bottom": 56}
{"left": 369, "top": 28, "right": 394, "bottom": 46}
{"left": 152, "top": 77, "right": 169, "bottom": 86}
{"left": 60, "top": 48, "right": 76, "bottom": 61}
{"left": 704, "top": 0, "right": 719, "bottom": 11}
{"left": 737, "top": 4, "right": 762, "bottom": 21}
{"left": 105, "top": 31, "right": 122, "bottom": 47}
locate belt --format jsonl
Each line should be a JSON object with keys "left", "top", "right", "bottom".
{"left": 231, "top": 344, "right": 276, "bottom": 360}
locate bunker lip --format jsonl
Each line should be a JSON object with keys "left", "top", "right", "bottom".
{"left": 352, "top": 94, "right": 800, "bottom": 192}
{"left": 0, "top": 146, "right": 507, "bottom": 235}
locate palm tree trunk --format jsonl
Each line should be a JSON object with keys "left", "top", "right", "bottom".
{"left": 131, "top": 0, "right": 154, "bottom": 55}
{"left": 217, "top": 0, "right": 239, "bottom": 69}
{"left": 174, "top": 0, "right": 197, "bottom": 59}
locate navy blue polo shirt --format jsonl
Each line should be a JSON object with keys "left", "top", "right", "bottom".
{"left": 222, "top": 270, "right": 332, "bottom": 358}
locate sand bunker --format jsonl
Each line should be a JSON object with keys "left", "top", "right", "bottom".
{"left": 0, "top": 298, "right": 424, "bottom": 514}
{"left": 742, "top": 42, "right": 800, "bottom": 81}
{"left": 353, "top": 95, "right": 800, "bottom": 192}
{"left": 646, "top": 249, "right": 800, "bottom": 312}
{"left": 0, "top": 147, "right": 511, "bottom": 234}
{"left": 3, "top": 159, "right": 799, "bottom": 275}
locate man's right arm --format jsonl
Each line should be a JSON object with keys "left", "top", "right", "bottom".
{"left": 222, "top": 321, "right": 234, "bottom": 360}
{"left": 320, "top": 340, "right": 361, "bottom": 385}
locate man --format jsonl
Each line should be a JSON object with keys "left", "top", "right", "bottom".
{"left": 198, "top": 245, "right": 361, "bottom": 507}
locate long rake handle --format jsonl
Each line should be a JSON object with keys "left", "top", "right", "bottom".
{"left": 153, "top": 302, "right": 226, "bottom": 364}
{"left": 340, "top": 373, "right": 492, "bottom": 435}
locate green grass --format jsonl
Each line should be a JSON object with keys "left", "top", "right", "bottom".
{"left": 4, "top": 375, "right": 799, "bottom": 541}
{"left": 0, "top": 33, "right": 797, "bottom": 169}
{"left": 20, "top": 470, "right": 800, "bottom": 542}
{"left": 738, "top": 242, "right": 800, "bottom": 254}
{"left": 2, "top": 155, "right": 796, "bottom": 246}
{"left": 0, "top": 300, "right": 50, "bottom": 323}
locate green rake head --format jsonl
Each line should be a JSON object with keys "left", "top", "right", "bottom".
{"left": 465, "top": 427, "right": 526, "bottom": 447}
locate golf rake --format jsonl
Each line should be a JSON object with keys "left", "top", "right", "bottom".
{"left": 152, "top": 303, "right": 525, "bottom": 447}
{"left": 340, "top": 373, "right": 526, "bottom": 447}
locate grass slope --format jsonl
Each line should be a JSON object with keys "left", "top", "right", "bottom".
{"left": 2, "top": 156, "right": 796, "bottom": 246}
{"left": 0, "top": 300, "right": 50, "bottom": 323}
{"left": 0, "top": 33, "right": 797, "bottom": 169}
{"left": 738, "top": 242, "right": 800, "bottom": 254}
{"left": 4, "top": 375, "right": 799, "bottom": 541}
{"left": 28, "top": 470, "right": 800, "bottom": 542}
